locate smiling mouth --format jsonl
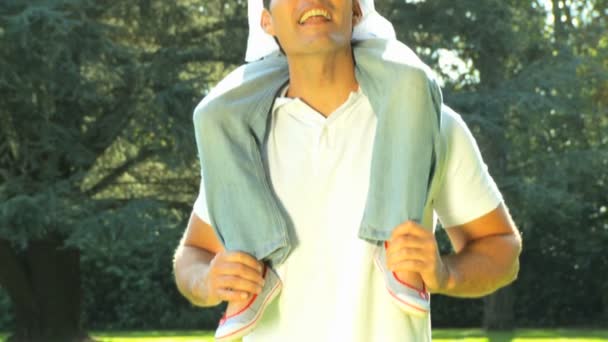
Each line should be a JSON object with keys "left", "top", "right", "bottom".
{"left": 298, "top": 9, "right": 332, "bottom": 24}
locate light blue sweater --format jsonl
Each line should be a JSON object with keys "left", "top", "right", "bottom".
{"left": 193, "top": 39, "right": 446, "bottom": 266}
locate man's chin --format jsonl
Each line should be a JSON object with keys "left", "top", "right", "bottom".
{"left": 285, "top": 37, "right": 352, "bottom": 57}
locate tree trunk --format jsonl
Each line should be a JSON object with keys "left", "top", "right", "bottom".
{"left": 474, "top": 6, "right": 515, "bottom": 330}
{"left": 0, "top": 236, "right": 90, "bottom": 342}
{"left": 602, "top": 284, "right": 608, "bottom": 323}
{"left": 483, "top": 285, "right": 515, "bottom": 330}
{"left": 552, "top": 0, "right": 566, "bottom": 42}
{"left": 0, "top": 239, "right": 40, "bottom": 340}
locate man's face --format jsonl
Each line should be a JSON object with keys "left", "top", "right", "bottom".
{"left": 261, "top": 0, "right": 361, "bottom": 57}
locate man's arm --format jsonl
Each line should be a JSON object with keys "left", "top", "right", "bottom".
{"left": 173, "top": 212, "right": 264, "bottom": 307}
{"left": 440, "top": 203, "right": 521, "bottom": 297}
{"left": 387, "top": 203, "right": 522, "bottom": 297}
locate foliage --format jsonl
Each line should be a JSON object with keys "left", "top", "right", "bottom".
{"left": 74, "top": 201, "right": 225, "bottom": 330}
{"left": 0, "top": 0, "right": 247, "bottom": 335}
{"left": 0, "top": 0, "right": 234, "bottom": 245}
{"left": 380, "top": 0, "right": 608, "bottom": 328}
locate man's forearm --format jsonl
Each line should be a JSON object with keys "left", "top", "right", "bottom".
{"left": 173, "top": 245, "right": 220, "bottom": 307}
{"left": 439, "top": 233, "right": 521, "bottom": 298}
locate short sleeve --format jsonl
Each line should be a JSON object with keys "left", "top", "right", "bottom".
{"left": 433, "top": 107, "right": 503, "bottom": 228}
{"left": 193, "top": 177, "right": 212, "bottom": 223}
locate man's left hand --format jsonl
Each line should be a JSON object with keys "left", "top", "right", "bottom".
{"left": 386, "top": 221, "right": 450, "bottom": 293}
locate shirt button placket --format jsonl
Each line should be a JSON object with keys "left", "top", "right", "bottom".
{"left": 312, "top": 126, "right": 327, "bottom": 176}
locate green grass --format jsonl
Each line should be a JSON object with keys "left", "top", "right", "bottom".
{"left": 433, "top": 329, "right": 608, "bottom": 341}
{"left": 92, "top": 331, "right": 214, "bottom": 342}
{"left": 90, "top": 329, "right": 608, "bottom": 342}
{"left": 2, "top": 329, "right": 608, "bottom": 341}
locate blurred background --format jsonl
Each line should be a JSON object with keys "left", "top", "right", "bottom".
{"left": 0, "top": 0, "right": 606, "bottom": 341}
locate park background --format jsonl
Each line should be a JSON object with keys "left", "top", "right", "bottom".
{"left": 0, "top": 0, "right": 607, "bottom": 341}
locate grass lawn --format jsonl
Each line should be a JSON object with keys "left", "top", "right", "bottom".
{"left": 2, "top": 329, "right": 607, "bottom": 341}
{"left": 91, "top": 329, "right": 608, "bottom": 342}
{"left": 433, "top": 329, "right": 608, "bottom": 341}
{"left": 92, "top": 330, "right": 214, "bottom": 341}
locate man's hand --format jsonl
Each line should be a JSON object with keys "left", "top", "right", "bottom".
{"left": 386, "top": 221, "right": 449, "bottom": 293}
{"left": 386, "top": 205, "right": 522, "bottom": 298}
{"left": 197, "top": 251, "right": 265, "bottom": 305}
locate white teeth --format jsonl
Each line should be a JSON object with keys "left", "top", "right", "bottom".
{"left": 298, "top": 9, "right": 331, "bottom": 24}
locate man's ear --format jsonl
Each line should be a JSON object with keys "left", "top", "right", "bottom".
{"left": 352, "top": 0, "right": 363, "bottom": 25}
{"left": 261, "top": 9, "right": 275, "bottom": 36}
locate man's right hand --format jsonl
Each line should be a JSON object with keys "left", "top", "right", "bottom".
{"left": 174, "top": 213, "right": 266, "bottom": 307}
{"left": 201, "top": 251, "right": 265, "bottom": 305}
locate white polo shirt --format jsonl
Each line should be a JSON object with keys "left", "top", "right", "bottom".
{"left": 194, "top": 88, "right": 502, "bottom": 341}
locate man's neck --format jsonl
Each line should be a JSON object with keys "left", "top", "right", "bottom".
{"left": 285, "top": 48, "right": 358, "bottom": 117}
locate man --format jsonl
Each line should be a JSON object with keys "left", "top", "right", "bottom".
{"left": 173, "top": 0, "right": 522, "bottom": 341}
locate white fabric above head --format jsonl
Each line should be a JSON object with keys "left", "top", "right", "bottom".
{"left": 245, "top": 0, "right": 397, "bottom": 62}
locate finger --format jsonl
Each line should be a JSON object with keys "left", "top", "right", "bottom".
{"left": 216, "top": 288, "right": 253, "bottom": 302}
{"left": 390, "top": 259, "right": 425, "bottom": 273}
{"left": 217, "top": 262, "right": 265, "bottom": 287}
{"left": 387, "top": 248, "right": 426, "bottom": 267}
{"left": 215, "top": 275, "right": 263, "bottom": 296}
{"left": 390, "top": 221, "right": 429, "bottom": 239}
{"left": 225, "top": 251, "right": 264, "bottom": 273}
{"left": 387, "top": 235, "right": 426, "bottom": 251}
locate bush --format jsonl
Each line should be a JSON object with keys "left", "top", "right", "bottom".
{"left": 79, "top": 207, "right": 224, "bottom": 330}
{"left": 0, "top": 290, "right": 13, "bottom": 330}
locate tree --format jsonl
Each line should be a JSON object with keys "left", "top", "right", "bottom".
{"left": 378, "top": 0, "right": 608, "bottom": 329}
{"left": 0, "top": 0, "right": 248, "bottom": 340}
